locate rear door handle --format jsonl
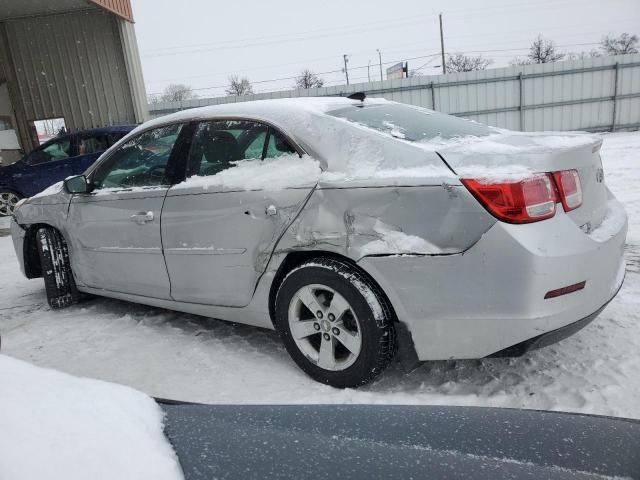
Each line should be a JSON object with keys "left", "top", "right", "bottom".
{"left": 130, "top": 211, "right": 154, "bottom": 224}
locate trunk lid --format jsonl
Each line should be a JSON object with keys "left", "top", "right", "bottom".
{"left": 437, "top": 132, "right": 608, "bottom": 230}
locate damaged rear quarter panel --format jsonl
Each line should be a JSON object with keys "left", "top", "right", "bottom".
{"left": 276, "top": 182, "right": 496, "bottom": 261}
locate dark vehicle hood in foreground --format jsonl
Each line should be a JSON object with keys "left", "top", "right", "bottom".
{"left": 160, "top": 403, "right": 640, "bottom": 480}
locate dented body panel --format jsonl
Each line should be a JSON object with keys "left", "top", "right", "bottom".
{"left": 162, "top": 184, "right": 315, "bottom": 307}
{"left": 277, "top": 184, "right": 495, "bottom": 259}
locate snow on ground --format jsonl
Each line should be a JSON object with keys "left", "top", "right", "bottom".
{"left": 0, "top": 354, "right": 183, "bottom": 480}
{"left": 0, "top": 132, "right": 639, "bottom": 419}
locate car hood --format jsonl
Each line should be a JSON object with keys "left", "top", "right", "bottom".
{"left": 160, "top": 403, "right": 640, "bottom": 480}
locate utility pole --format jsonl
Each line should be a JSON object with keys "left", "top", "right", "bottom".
{"left": 367, "top": 60, "right": 371, "bottom": 82}
{"left": 343, "top": 54, "right": 350, "bottom": 85}
{"left": 439, "top": 13, "right": 446, "bottom": 75}
{"left": 377, "top": 49, "right": 383, "bottom": 81}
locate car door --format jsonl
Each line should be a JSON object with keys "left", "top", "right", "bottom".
{"left": 161, "top": 119, "right": 316, "bottom": 307}
{"left": 66, "top": 123, "right": 186, "bottom": 299}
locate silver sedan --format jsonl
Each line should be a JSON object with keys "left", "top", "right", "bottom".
{"left": 10, "top": 97, "right": 627, "bottom": 387}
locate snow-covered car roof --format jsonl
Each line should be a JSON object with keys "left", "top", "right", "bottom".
{"left": 138, "top": 96, "right": 366, "bottom": 132}
{"left": 133, "top": 97, "right": 452, "bottom": 178}
{"left": 113, "top": 97, "right": 601, "bottom": 187}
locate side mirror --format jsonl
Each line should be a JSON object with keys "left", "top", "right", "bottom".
{"left": 64, "top": 175, "right": 91, "bottom": 194}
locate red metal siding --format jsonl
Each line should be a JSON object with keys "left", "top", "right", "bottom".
{"left": 88, "top": 0, "right": 134, "bottom": 22}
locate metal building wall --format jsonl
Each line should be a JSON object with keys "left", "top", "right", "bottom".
{"left": 149, "top": 54, "right": 640, "bottom": 133}
{"left": 3, "top": 9, "right": 137, "bottom": 149}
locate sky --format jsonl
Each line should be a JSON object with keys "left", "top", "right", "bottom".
{"left": 131, "top": 0, "right": 640, "bottom": 99}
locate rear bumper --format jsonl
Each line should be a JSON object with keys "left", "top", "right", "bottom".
{"left": 358, "top": 197, "right": 627, "bottom": 361}
{"left": 488, "top": 281, "right": 620, "bottom": 357}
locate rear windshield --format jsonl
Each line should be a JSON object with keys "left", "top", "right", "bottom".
{"left": 327, "top": 103, "right": 492, "bottom": 142}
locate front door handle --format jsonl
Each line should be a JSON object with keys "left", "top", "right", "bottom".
{"left": 130, "top": 211, "right": 154, "bottom": 224}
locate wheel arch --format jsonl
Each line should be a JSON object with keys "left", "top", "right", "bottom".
{"left": 267, "top": 250, "right": 420, "bottom": 371}
{"left": 268, "top": 250, "right": 398, "bottom": 327}
{"left": 0, "top": 185, "right": 25, "bottom": 197}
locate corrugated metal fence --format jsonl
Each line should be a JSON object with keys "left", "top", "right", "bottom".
{"left": 149, "top": 54, "right": 640, "bottom": 133}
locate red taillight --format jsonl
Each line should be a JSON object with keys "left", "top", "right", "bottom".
{"left": 461, "top": 174, "right": 557, "bottom": 224}
{"left": 552, "top": 169, "right": 582, "bottom": 212}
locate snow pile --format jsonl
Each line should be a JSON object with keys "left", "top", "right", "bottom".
{"left": 381, "top": 121, "right": 407, "bottom": 139}
{"left": 0, "top": 354, "right": 183, "bottom": 480}
{"left": 588, "top": 197, "right": 628, "bottom": 242}
{"left": 360, "top": 220, "right": 448, "bottom": 256}
{"left": 454, "top": 164, "right": 535, "bottom": 182}
{"left": 176, "top": 154, "right": 321, "bottom": 191}
{"left": 419, "top": 131, "right": 600, "bottom": 155}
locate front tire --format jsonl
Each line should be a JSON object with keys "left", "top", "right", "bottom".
{"left": 275, "top": 257, "right": 396, "bottom": 388}
{"left": 36, "top": 227, "right": 79, "bottom": 309}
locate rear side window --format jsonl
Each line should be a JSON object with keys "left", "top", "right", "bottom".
{"left": 186, "top": 120, "right": 296, "bottom": 178}
{"left": 265, "top": 131, "right": 296, "bottom": 158}
{"left": 327, "top": 103, "right": 492, "bottom": 142}
{"left": 188, "top": 120, "right": 268, "bottom": 177}
{"left": 78, "top": 135, "right": 110, "bottom": 155}
{"left": 77, "top": 132, "right": 128, "bottom": 156}
{"left": 108, "top": 132, "right": 128, "bottom": 146}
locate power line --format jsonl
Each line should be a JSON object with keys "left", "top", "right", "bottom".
{"left": 147, "top": 41, "right": 603, "bottom": 97}
{"left": 141, "top": 0, "right": 609, "bottom": 59}
{"left": 147, "top": 53, "right": 446, "bottom": 97}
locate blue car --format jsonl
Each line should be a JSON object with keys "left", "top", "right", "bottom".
{"left": 0, "top": 125, "right": 134, "bottom": 216}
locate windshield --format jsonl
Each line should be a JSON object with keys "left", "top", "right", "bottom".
{"left": 327, "top": 103, "right": 492, "bottom": 141}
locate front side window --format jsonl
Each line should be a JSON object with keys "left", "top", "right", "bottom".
{"left": 327, "top": 103, "right": 492, "bottom": 142}
{"left": 91, "top": 124, "right": 182, "bottom": 189}
{"left": 24, "top": 137, "right": 72, "bottom": 165}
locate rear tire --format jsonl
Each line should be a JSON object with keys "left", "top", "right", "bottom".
{"left": 275, "top": 257, "right": 396, "bottom": 388}
{"left": 36, "top": 227, "right": 79, "bottom": 309}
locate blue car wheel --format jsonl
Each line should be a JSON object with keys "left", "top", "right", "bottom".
{"left": 0, "top": 190, "right": 22, "bottom": 216}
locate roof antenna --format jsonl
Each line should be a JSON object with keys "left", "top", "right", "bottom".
{"left": 347, "top": 92, "right": 366, "bottom": 102}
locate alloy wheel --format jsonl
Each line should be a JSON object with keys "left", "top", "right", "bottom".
{"left": 0, "top": 191, "right": 21, "bottom": 216}
{"left": 287, "top": 284, "right": 362, "bottom": 371}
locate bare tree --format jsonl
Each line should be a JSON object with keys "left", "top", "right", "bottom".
{"left": 565, "top": 50, "right": 602, "bottom": 61}
{"left": 226, "top": 75, "right": 253, "bottom": 96}
{"left": 295, "top": 69, "right": 324, "bottom": 89}
{"left": 601, "top": 33, "right": 639, "bottom": 55}
{"left": 151, "top": 83, "right": 195, "bottom": 103}
{"left": 445, "top": 53, "right": 493, "bottom": 73}
{"left": 511, "top": 35, "right": 565, "bottom": 65}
